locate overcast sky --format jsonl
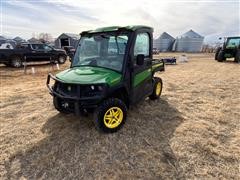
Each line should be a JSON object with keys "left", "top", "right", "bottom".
{"left": 1, "top": 0, "right": 239, "bottom": 43}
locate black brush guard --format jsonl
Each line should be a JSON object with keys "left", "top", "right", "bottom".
{"left": 46, "top": 73, "right": 104, "bottom": 115}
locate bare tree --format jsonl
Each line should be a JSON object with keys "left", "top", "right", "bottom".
{"left": 38, "top": 33, "right": 53, "bottom": 43}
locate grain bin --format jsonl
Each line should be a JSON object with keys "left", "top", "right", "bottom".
{"left": 153, "top": 32, "right": 175, "bottom": 52}
{"left": 173, "top": 29, "right": 204, "bottom": 52}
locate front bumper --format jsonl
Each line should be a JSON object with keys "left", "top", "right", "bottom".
{"left": 46, "top": 73, "right": 105, "bottom": 115}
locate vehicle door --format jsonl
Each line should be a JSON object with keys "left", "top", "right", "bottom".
{"left": 29, "top": 44, "right": 46, "bottom": 61}
{"left": 131, "top": 32, "right": 153, "bottom": 102}
{"left": 42, "top": 44, "right": 53, "bottom": 60}
{"left": 20, "top": 44, "right": 32, "bottom": 61}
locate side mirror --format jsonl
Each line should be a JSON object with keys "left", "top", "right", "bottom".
{"left": 136, "top": 54, "right": 144, "bottom": 66}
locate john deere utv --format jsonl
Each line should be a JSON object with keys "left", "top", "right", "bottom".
{"left": 215, "top": 36, "right": 240, "bottom": 62}
{"left": 47, "top": 25, "right": 165, "bottom": 133}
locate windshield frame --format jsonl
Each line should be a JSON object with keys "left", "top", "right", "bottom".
{"left": 71, "top": 31, "right": 131, "bottom": 74}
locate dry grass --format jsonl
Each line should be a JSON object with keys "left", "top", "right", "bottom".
{"left": 0, "top": 53, "right": 239, "bottom": 179}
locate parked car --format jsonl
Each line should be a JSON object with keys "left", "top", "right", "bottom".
{"left": 62, "top": 46, "right": 76, "bottom": 60}
{"left": 162, "top": 57, "right": 177, "bottom": 64}
{"left": 0, "top": 43, "right": 67, "bottom": 67}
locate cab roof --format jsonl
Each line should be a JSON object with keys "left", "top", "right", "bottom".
{"left": 81, "top": 25, "right": 153, "bottom": 34}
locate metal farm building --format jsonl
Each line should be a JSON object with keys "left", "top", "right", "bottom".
{"left": 153, "top": 32, "right": 175, "bottom": 52}
{"left": 13, "top": 36, "right": 26, "bottom": 44}
{"left": 55, "top": 33, "right": 80, "bottom": 48}
{"left": 173, "top": 29, "right": 204, "bottom": 52}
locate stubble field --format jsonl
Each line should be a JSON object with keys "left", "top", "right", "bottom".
{"left": 0, "top": 53, "right": 239, "bottom": 179}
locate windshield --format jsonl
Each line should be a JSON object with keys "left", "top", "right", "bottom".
{"left": 72, "top": 33, "right": 129, "bottom": 72}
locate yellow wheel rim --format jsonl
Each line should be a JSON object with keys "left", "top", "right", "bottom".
{"left": 104, "top": 107, "right": 123, "bottom": 129}
{"left": 156, "top": 82, "right": 161, "bottom": 96}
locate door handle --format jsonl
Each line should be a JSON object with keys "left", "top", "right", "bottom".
{"left": 32, "top": 51, "right": 36, "bottom": 53}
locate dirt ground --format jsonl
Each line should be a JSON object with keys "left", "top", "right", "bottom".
{"left": 0, "top": 53, "right": 239, "bottom": 179}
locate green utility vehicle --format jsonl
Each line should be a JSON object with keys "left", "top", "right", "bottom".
{"left": 47, "top": 25, "right": 164, "bottom": 133}
{"left": 215, "top": 36, "right": 240, "bottom": 62}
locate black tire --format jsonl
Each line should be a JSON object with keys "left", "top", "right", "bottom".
{"left": 149, "top": 77, "right": 163, "bottom": 100}
{"left": 11, "top": 56, "right": 22, "bottom": 68}
{"left": 94, "top": 98, "right": 127, "bottom": 133}
{"left": 234, "top": 50, "right": 240, "bottom": 63}
{"left": 53, "top": 96, "right": 70, "bottom": 114}
{"left": 58, "top": 55, "right": 66, "bottom": 64}
{"left": 217, "top": 50, "right": 226, "bottom": 62}
{"left": 215, "top": 47, "right": 221, "bottom": 60}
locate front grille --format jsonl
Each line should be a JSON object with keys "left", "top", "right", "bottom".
{"left": 81, "top": 86, "right": 102, "bottom": 97}
{"left": 54, "top": 82, "right": 103, "bottom": 98}
{"left": 55, "top": 82, "right": 79, "bottom": 97}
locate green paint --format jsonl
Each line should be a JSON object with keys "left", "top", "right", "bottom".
{"left": 133, "top": 68, "right": 151, "bottom": 87}
{"left": 56, "top": 66, "right": 122, "bottom": 87}
{"left": 83, "top": 25, "right": 153, "bottom": 34}
{"left": 152, "top": 62, "right": 163, "bottom": 70}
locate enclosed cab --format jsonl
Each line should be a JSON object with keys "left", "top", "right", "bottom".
{"left": 47, "top": 25, "right": 164, "bottom": 133}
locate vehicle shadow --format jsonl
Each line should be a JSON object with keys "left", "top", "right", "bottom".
{"left": 4, "top": 97, "right": 184, "bottom": 179}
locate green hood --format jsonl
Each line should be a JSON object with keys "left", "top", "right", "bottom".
{"left": 56, "top": 66, "right": 122, "bottom": 86}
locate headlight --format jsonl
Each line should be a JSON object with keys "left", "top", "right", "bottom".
{"left": 90, "top": 85, "right": 105, "bottom": 91}
{"left": 82, "top": 84, "right": 107, "bottom": 97}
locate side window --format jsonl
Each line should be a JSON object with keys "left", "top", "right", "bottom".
{"left": 31, "top": 44, "right": 37, "bottom": 50}
{"left": 32, "top": 44, "right": 44, "bottom": 50}
{"left": 21, "top": 44, "right": 28, "bottom": 49}
{"left": 38, "top": 44, "right": 44, "bottom": 50}
{"left": 134, "top": 33, "right": 150, "bottom": 57}
{"left": 43, "top": 45, "right": 52, "bottom": 51}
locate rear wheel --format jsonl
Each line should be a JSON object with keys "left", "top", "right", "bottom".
{"left": 215, "top": 47, "right": 221, "bottom": 60}
{"left": 217, "top": 50, "right": 226, "bottom": 62}
{"left": 94, "top": 98, "right": 127, "bottom": 133}
{"left": 149, "top": 77, "right": 163, "bottom": 100}
{"left": 11, "top": 56, "right": 22, "bottom": 68}
{"left": 58, "top": 55, "right": 66, "bottom": 64}
{"left": 234, "top": 50, "right": 240, "bottom": 63}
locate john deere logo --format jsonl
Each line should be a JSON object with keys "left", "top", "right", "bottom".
{"left": 67, "top": 86, "right": 71, "bottom": 91}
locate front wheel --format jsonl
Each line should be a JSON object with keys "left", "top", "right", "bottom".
{"left": 217, "top": 50, "right": 226, "bottom": 62}
{"left": 11, "top": 56, "right": 22, "bottom": 68}
{"left": 58, "top": 55, "right": 66, "bottom": 64}
{"left": 94, "top": 98, "right": 127, "bottom": 133}
{"left": 215, "top": 47, "right": 221, "bottom": 60}
{"left": 53, "top": 96, "right": 70, "bottom": 114}
{"left": 149, "top": 77, "right": 163, "bottom": 100}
